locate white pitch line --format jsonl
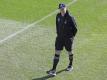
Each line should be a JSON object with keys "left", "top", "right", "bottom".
{"left": 0, "top": 0, "right": 77, "bottom": 44}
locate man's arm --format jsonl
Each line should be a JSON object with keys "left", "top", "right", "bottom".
{"left": 70, "top": 16, "right": 77, "bottom": 37}
{"left": 56, "top": 14, "right": 59, "bottom": 35}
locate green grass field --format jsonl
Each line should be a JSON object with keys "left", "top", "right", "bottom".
{"left": 0, "top": 0, "right": 107, "bottom": 80}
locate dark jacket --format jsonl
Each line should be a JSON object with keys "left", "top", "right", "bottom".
{"left": 56, "top": 11, "right": 77, "bottom": 38}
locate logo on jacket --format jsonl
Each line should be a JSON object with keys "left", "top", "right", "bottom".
{"left": 58, "top": 18, "right": 60, "bottom": 22}
{"left": 64, "top": 20, "right": 67, "bottom": 24}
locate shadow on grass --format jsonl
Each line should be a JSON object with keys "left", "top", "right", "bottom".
{"left": 32, "top": 69, "right": 66, "bottom": 80}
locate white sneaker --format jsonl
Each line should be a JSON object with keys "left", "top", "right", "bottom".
{"left": 66, "top": 66, "right": 73, "bottom": 71}
{"left": 47, "top": 69, "right": 56, "bottom": 76}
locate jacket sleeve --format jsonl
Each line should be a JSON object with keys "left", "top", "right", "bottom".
{"left": 70, "top": 16, "right": 77, "bottom": 37}
{"left": 56, "top": 14, "right": 58, "bottom": 34}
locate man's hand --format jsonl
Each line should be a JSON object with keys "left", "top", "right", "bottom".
{"left": 70, "top": 37, "right": 74, "bottom": 41}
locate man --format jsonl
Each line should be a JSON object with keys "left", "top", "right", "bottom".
{"left": 47, "top": 3, "right": 77, "bottom": 76}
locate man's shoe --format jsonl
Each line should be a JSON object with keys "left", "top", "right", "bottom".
{"left": 47, "top": 69, "right": 56, "bottom": 76}
{"left": 66, "top": 66, "right": 73, "bottom": 71}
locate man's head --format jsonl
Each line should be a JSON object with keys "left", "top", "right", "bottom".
{"left": 58, "top": 3, "right": 67, "bottom": 15}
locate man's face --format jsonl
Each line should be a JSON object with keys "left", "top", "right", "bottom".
{"left": 60, "top": 7, "right": 67, "bottom": 14}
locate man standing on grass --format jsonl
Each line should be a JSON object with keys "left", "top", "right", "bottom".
{"left": 47, "top": 3, "right": 77, "bottom": 76}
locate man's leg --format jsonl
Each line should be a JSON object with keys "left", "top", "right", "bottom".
{"left": 47, "top": 37, "right": 63, "bottom": 76}
{"left": 47, "top": 50, "right": 61, "bottom": 76}
{"left": 65, "top": 38, "right": 74, "bottom": 71}
{"left": 68, "top": 51, "right": 73, "bottom": 67}
{"left": 52, "top": 50, "right": 61, "bottom": 70}
{"left": 52, "top": 37, "right": 63, "bottom": 70}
